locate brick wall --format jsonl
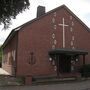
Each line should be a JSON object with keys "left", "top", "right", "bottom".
{"left": 2, "top": 34, "right": 18, "bottom": 75}
{"left": 16, "top": 7, "right": 90, "bottom": 77}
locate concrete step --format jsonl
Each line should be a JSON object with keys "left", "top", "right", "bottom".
{"left": 32, "top": 76, "right": 77, "bottom": 85}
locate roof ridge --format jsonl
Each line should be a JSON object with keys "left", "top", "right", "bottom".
{"left": 13, "top": 4, "right": 90, "bottom": 32}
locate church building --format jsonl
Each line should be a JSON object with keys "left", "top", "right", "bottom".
{"left": 2, "top": 5, "right": 90, "bottom": 85}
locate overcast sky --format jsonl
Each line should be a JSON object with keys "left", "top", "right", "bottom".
{"left": 0, "top": 0, "right": 90, "bottom": 44}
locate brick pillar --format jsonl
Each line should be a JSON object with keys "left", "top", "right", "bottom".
{"left": 25, "top": 76, "right": 32, "bottom": 85}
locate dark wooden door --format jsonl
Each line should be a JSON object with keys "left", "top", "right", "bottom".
{"left": 59, "top": 55, "right": 71, "bottom": 73}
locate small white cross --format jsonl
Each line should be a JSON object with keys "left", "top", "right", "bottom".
{"left": 58, "top": 18, "right": 69, "bottom": 48}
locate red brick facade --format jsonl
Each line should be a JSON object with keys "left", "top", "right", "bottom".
{"left": 2, "top": 33, "right": 18, "bottom": 75}
{"left": 2, "top": 5, "right": 90, "bottom": 85}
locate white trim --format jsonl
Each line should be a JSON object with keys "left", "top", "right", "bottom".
{"left": 15, "top": 27, "right": 21, "bottom": 31}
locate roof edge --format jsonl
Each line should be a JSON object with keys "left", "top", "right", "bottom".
{"left": 17, "top": 4, "right": 90, "bottom": 32}
{"left": 2, "top": 4, "right": 90, "bottom": 48}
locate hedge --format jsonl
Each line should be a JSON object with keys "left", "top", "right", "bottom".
{"left": 80, "top": 64, "right": 90, "bottom": 77}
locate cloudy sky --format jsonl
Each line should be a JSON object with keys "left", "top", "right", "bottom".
{"left": 0, "top": 0, "right": 90, "bottom": 44}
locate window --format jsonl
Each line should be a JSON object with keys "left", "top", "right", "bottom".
{"left": 28, "top": 52, "right": 36, "bottom": 65}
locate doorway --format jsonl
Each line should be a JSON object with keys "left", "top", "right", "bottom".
{"left": 59, "top": 55, "right": 71, "bottom": 73}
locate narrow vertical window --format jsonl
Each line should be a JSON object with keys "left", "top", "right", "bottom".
{"left": 29, "top": 52, "right": 36, "bottom": 65}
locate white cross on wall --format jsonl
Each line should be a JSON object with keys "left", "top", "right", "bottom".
{"left": 58, "top": 18, "right": 69, "bottom": 48}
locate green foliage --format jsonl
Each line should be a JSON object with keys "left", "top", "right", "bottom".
{"left": 0, "top": 0, "right": 30, "bottom": 29}
{"left": 16, "top": 77, "right": 25, "bottom": 85}
{"left": 80, "top": 64, "right": 90, "bottom": 77}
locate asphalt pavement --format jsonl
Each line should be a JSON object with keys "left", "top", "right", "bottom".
{"left": 0, "top": 79, "right": 90, "bottom": 90}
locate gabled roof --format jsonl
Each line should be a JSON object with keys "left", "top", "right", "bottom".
{"left": 2, "top": 27, "right": 20, "bottom": 48}
{"left": 17, "top": 4, "right": 90, "bottom": 32}
{"left": 2, "top": 4, "right": 90, "bottom": 48}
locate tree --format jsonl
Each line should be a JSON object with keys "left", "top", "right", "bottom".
{"left": 0, "top": 0, "right": 30, "bottom": 29}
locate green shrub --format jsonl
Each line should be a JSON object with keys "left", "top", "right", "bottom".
{"left": 80, "top": 64, "right": 90, "bottom": 77}
{"left": 16, "top": 77, "right": 25, "bottom": 85}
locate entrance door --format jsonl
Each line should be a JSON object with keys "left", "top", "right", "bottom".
{"left": 59, "top": 55, "right": 71, "bottom": 73}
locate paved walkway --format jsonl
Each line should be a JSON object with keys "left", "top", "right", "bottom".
{"left": 0, "top": 80, "right": 90, "bottom": 90}
{"left": 0, "top": 68, "right": 10, "bottom": 75}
